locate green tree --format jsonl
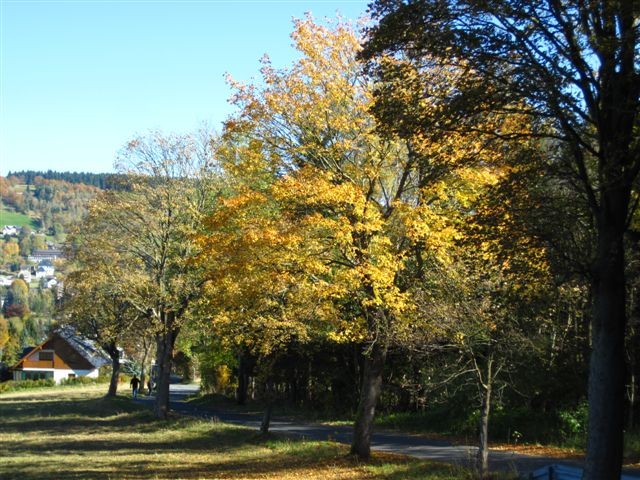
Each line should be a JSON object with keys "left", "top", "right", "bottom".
{"left": 18, "top": 236, "right": 31, "bottom": 257}
{"left": 31, "top": 234, "right": 46, "bottom": 251}
{"left": 29, "top": 288, "right": 55, "bottom": 316}
{"left": 0, "top": 316, "right": 9, "bottom": 359}
{"left": 362, "top": 2, "right": 639, "bottom": 477}
{"left": 1, "top": 325, "right": 22, "bottom": 365}
{"left": 18, "top": 227, "right": 33, "bottom": 257}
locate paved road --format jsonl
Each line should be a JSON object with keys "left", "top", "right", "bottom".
{"left": 137, "top": 384, "right": 640, "bottom": 478}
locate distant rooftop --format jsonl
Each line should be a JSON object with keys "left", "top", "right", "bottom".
{"left": 28, "top": 249, "right": 64, "bottom": 262}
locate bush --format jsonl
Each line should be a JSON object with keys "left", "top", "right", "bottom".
{"left": 0, "top": 378, "right": 55, "bottom": 393}
{"left": 376, "top": 402, "right": 591, "bottom": 448}
{"left": 488, "top": 407, "right": 556, "bottom": 444}
{"left": 557, "top": 401, "right": 589, "bottom": 444}
{"left": 375, "top": 403, "right": 478, "bottom": 437}
{"left": 0, "top": 374, "right": 110, "bottom": 393}
{"left": 59, "top": 376, "right": 106, "bottom": 386}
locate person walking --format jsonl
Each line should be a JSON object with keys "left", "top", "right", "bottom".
{"left": 130, "top": 375, "right": 140, "bottom": 399}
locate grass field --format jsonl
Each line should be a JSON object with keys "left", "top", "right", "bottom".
{"left": 0, "top": 385, "right": 491, "bottom": 480}
{"left": 0, "top": 205, "right": 38, "bottom": 229}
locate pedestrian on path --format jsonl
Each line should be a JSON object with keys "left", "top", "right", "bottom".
{"left": 130, "top": 375, "right": 140, "bottom": 399}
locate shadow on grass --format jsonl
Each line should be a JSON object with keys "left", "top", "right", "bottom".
{"left": 3, "top": 456, "right": 358, "bottom": 480}
{"left": 2, "top": 422, "right": 255, "bottom": 456}
{"left": 1, "top": 431, "right": 382, "bottom": 480}
{"left": 0, "top": 390, "right": 469, "bottom": 480}
{"left": 365, "top": 459, "right": 465, "bottom": 480}
{"left": 0, "top": 396, "right": 163, "bottom": 436}
{"left": 3, "top": 448, "right": 447, "bottom": 480}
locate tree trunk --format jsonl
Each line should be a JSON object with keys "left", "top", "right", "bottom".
{"left": 106, "top": 343, "right": 120, "bottom": 397}
{"left": 261, "top": 401, "right": 273, "bottom": 435}
{"left": 584, "top": 210, "right": 627, "bottom": 480}
{"left": 237, "top": 353, "right": 248, "bottom": 405}
{"left": 153, "top": 312, "right": 179, "bottom": 420}
{"left": 477, "top": 360, "right": 493, "bottom": 478}
{"left": 629, "top": 369, "right": 636, "bottom": 431}
{"left": 259, "top": 378, "right": 275, "bottom": 434}
{"left": 627, "top": 285, "right": 640, "bottom": 431}
{"left": 350, "top": 340, "right": 387, "bottom": 458}
{"left": 139, "top": 337, "right": 151, "bottom": 394}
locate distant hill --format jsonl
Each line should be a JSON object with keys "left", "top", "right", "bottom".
{"left": 6, "top": 170, "right": 124, "bottom": 189}
{"left": 1, "top": 174, "right": 102, "bottom": 238}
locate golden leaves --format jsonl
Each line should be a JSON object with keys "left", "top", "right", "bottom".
{"left": 198, "top": 14, "right": 541, "bottom": 358}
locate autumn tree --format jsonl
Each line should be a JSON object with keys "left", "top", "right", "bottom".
{"left": 4, "top": 279, "right": 30, "bottom": 318}
{"left": 414, "top": 255, "right": 549, "bottom": 475}
{"left": 454, "top": 238, "right": 556, "bottom": 475}
{"left": 63, "top": 212, "right": 144, "bottom": 397}
{"left": 2, "top": 241, "right": 19, "bottom": 265}
{"left": 205, "top": 16, "right": 512, "bottom": 457}
{"left": 198, "top": 169, "right": 349, "bottom": 432}
{"left": 472, "top": 142, "right": 596, "bottom": 414}
{"left": 208, "top": 17, "right": 416, "bottom": 451}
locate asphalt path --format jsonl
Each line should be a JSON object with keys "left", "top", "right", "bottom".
{"left": 136, "top": 384, "right": 640, "bottom": 478}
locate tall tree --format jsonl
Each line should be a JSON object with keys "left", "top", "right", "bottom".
{"left": 216, "top": 18, "right": 412, "bottom": 455}
{"left": 86, "top": 130, "right": 218, "bottom": 418}
{"left": 210, "top": 16, "right": 512, "bottom": 458}
{"left": 362, "top": 2, "right": 639, "bottom": 477}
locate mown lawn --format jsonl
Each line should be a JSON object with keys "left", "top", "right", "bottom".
{"left": 0, "top": 385, "right": 482, "bottom": 480}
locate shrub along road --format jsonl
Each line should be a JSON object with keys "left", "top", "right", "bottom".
{"left": 137, "top": 384, "right": 640, "bottom": 478}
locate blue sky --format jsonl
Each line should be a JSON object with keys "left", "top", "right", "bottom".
{"left": 0, "top": 0, "right": 369, "bottom": 176}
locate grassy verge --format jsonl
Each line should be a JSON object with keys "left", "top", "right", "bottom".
{"left": 0, "top": 385, "right": 491, "bottom": 480}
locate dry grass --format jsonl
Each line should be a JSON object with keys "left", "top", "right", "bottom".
{"left": 0, "top": 385, "right": 472, "bottom": 480}
{"left": 490, "top": 442, "right": 583, "bottom": 460}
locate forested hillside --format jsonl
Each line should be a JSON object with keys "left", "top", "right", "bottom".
{"left": 1, "top": 174, "right": 102, "bottom": 240}
{"left": 7, "top": 170, "right": 116, "bottom": 189}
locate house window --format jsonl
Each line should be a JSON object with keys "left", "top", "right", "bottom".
{"left": 23, "top": 371, "right": 53, "bottom": 380}
{"left": 38, "top": 351, "right": 54, "bottom": 361}
{"left": 68, "top": 373, "right": 76, "bottom": 379}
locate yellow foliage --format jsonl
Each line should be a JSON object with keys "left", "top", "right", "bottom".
{"left": 197, "top": 15, "right": 536, "bottom": 356}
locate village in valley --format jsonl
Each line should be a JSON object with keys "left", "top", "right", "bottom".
{"left": 0, "top": 224, "right": 62, "bottom": 294}
{"left": 0, "top": 223, "right": 66, "bottom": 372}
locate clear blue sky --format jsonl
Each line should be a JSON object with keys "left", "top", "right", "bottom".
{"left": 0, "top": 0, "right": 369, "bottom": 176}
